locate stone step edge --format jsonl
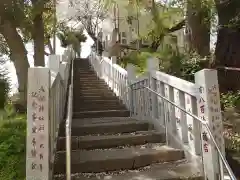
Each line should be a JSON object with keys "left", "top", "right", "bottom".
{"left": 53, "top": 159, "right": 204, "bottom": 180}
{"left": 57, "top": 131, "right": 166, "bottom": 150}
{"left": 58, "top": 119, "right": 151, "bottom": 137}
{"left": 54, "top": 145, "right": 185, "bottom": 172}
{"left": 73, "top": 110, "right": 130, "bottom": 114}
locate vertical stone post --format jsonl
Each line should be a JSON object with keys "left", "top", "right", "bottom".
{"left": 111, "top": 56, "right": 117, "bottom": 91}
{"left": 195, "top": 69, "right": 225, "bottom": 180}
{"left": 59, "top": 62, "right": 67, "bottom": 81}
{"left": 26, "top": 67, "right": 50, "bottom": 180}
{"left": 147, "top": 57, "right": 159, "bottom": 120}
{"left": 59, "top": 62, "right": 68, "bottom": 89}
{"left": 48, "top": 55, "right": 61, "bottom": 73}
{"left": 64, "top": 49, "right": 71, "bottom": 63}
{"left": 127, "top": 63, "right": 136, "bottom": 113}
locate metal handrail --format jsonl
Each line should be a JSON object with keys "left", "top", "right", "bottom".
{"left": 90, "top": 53, "right": 236, "bottom": 179}
{"left": 65, "top": 52, "right": 74, "bottom": 180}
{"left": 131, "top": 85, "right": 237, "bottom": 180}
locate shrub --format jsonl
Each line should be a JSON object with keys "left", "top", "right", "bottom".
{"left": 220, "top": 91, "right": 240, "bottom": 109}
{"left": 0, "top": 68, "right": 9, "bottom": 109}
{"left": 0, "top": 113, "right": 26, "bottom": 180}
{"left": 120, "top": 44, "right": 207, "bottom": 81}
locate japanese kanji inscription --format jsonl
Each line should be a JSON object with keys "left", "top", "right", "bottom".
{"left": 27, "top": 68, "right": 50, "bottom": 180}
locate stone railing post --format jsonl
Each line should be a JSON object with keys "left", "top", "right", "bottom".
{"left": 63, "top": 50, "right": 70, "bottom": 63}
{"left": 111, "top": 56, "right": 117, "bottom": 91}
{"left": 126, "top": 63, "right": 136, "bottom": 113}
{"left": 48, "top": 55, "right": 61, "bottom": 73}
{"left": 60, "top": 62, "right": 68, "bottom": 90}
{"left": 194, "top": 69, "right": 224, "bottom": 180}
{"left": 147, "top": 57, "right": 159, "bottom": 121}
{"left": 26, "top": 67, "right": 50, "bottom": 180}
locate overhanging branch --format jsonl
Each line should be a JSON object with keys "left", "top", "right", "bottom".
{"left": 167, "top": 19, "right": 185, "bottom": 33}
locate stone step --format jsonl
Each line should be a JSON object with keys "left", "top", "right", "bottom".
{"left": 75, "top": 94, "right": 115, "bottom": 99}
{"left": 73, "top": 99, "right": 121, "bottom": 103}
{"left": 76, "top": 77, "right": 102, "bottom": 79}
{"left": 76, "top": 76, "right": 99, "bottom": 78}
{"left": 73, "top": 99, "right": 120, "bottom": 103}
{"left": 76, "top": 68, "right": 93, "bottom": 70}
{"left": 76, "top": 72, "right": 95, "bottom": 74}
{"left": 75, "top": 80, "right": 104, "bottom": 83}
{"left": 74, "top": 80, "right": 105, "bottom": 82}
{"left": 75, "top": 90, "right": 112, "bottom": 94}
{"left": 73, "top": 106, "right": 127, "bottom": 112}
{"left": 73, "top": 95, "right": 118, "bottom": 100}
{"left": 73, "top": 103, "right": 125, "bottom": 108}
{"left": 76, "top": 73, "right": 97, "bottom": 76}
{"left": 76, "top": 83, "right": 107, "bottom": 86}
{"left": 74, "top": 86, "right": 109, "bottom": 90}
{"left": 75, "top": 73, "right": 96, "bottom": 75}
{"left": 74, "top": 72, "right": 97, "bottom": 75}
{"left": 76, "top": 88, "right": 110, "bottom": 91}
{"left": 77, "top": 79, "right": 102, "bottom": 82}
{"left": 76, "top": 68, "right": 96, "bottom": 70}
{"left": 59, "top": 118, "right": 150, "bottom": 136}
{"left": 74, "top": 88, "right": 110, "bottom": 91}
{"left": 77, "top": 88, "right": 112, "bottom": 92}
{"left": 76, "top": 91, "right": 115, "bottom": 96}
{"left": 76, "top": 73, "right": 98, "bottom": 75}
{"left": 57, "top": 131, "right": 165, "bottom": 151}
{"left": 73, "top": 97, "right": 118, "bottom": 102}
{"left": 54, "top": 161, "right": 203, "bottom": 180}
{"left": 73, "top": 110, "right": 130, "bottom": 119}
{"left": 73, "top": 85, "right": 109, "bottom": 89}
{"left": 76, "top": 78, "right": 105, "bottom": 81}
{"left": 70, "top": 117, "right": 147, "bottom": 124}
{"left": 73, "top": 108, "right": 127, "bottom": 112}
{"left": 75, "top": 89, "right": 111, "bottom": 93}
{"left": 73, "top": 98, "right": 124, "bottom": 105}
{"left": 54, "top": 145, "right": 185, "bottom": 174}
{"left": 73, "top": 101, "right": 123, "bottom": 105}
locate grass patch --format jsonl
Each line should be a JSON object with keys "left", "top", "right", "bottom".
{"left": 0, "top": 114, "right": 26, "bottom": 180}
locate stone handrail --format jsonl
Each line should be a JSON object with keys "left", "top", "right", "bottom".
{"left": 89, "top": 53, "right": 236, "bottom": 180}
{"left": 89, "top": 52, "right": 129, "bottom": 108}
{"left": 26, "top": 47, "right": 75, "bottom": 180}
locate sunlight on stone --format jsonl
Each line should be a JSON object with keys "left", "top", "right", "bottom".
{"left": 103, "top": 175, "right": 155, "bottom": 180}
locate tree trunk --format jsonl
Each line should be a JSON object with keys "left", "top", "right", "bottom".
{"left": 0, "top": 19, "right": 30, "bottom": 107}
{"left": 47, "top": 37, "right": 54, "bottom": 54}
{"left": 186, "top": 0, "right": 210, "bottom": 57}
{"left": 214, "top": 0, "right": 240, "bottom": 92}
{"left": 33, "top": 13, "right": 45, "bottom": 66}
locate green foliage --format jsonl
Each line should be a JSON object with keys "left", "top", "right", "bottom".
{"left": 57, "top": 24, "right": 87, "bottom": 47}
{"left": 156, "top": 42, "right": 207, "bottom": 81}
{"left": 0, "top": 104, "right": 18, "bottom": 120}
{"left": 57, "top": 24, "right": 87, "bottom": 56}
{"left": 224, "top": 128, "right": 240, "bottom": 152}
{"left": 178, "top": 53, "right": 204, "bottom": 82}
{"left": 0, "top": 65, "right": 9, "bottom": 110}
{"left": 121, "top": 51, "right": 148, "bottom": 74}
{"left": 0, "top": 36, "right": 10, "bottom": 56}
{"left": 0, "top": 105, "right": 26, "bottom": 180}
{"left": 220, "top": 91, "right": 240, "bottom": 109}
{"left": 121, "top": 42, "right": 205, "bottom": 81}
{"left": 0, "top": 79, "right": 9, "bottom": 109}
{"left": 0, "top": 0, "right": 56, "bottom": 56}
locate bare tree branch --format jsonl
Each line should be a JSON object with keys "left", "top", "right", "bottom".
{"left": 68, "top": 0, "right": 107, "bottom": 55}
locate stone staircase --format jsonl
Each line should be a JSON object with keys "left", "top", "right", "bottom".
{"left": 54, "top": 58, "right": 203, "bottom": 180}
